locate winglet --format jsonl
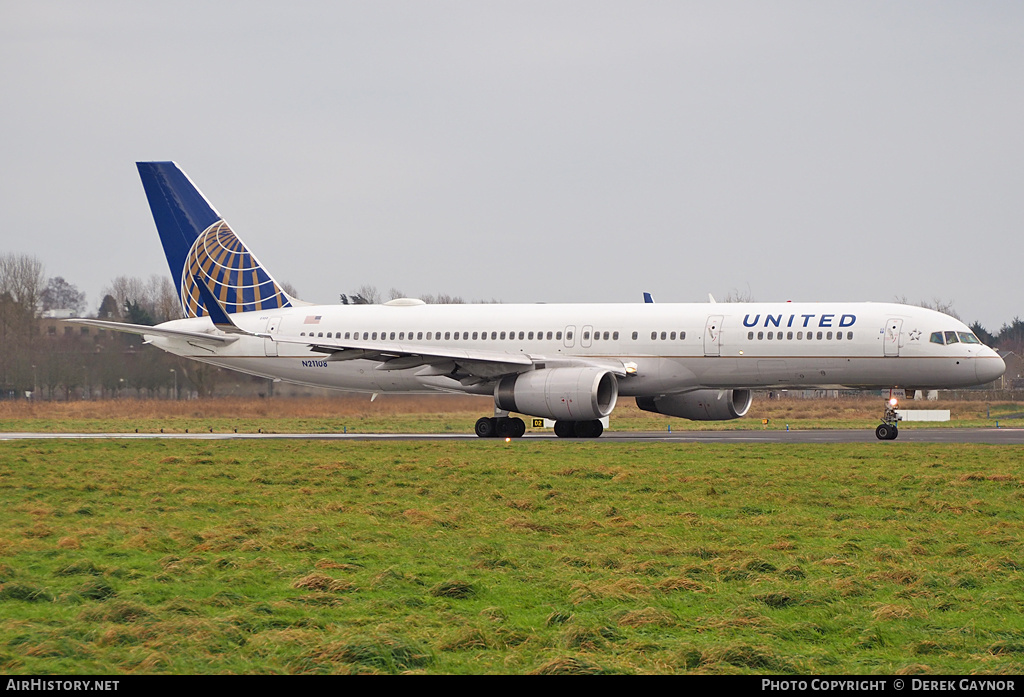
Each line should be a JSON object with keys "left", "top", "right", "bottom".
{"left": 643, "top": 292, "right": 655, "bottom": 304}
{"left": 193, "top": 277, "right": 250, "bottom": 335}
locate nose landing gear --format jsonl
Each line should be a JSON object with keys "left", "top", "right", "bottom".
{"left": 876, "top": 395, "right": 901, "bottom": 440}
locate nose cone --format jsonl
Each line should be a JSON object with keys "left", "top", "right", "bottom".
{"left": 976, "top": 353, "right": 1006, "bottom": 384}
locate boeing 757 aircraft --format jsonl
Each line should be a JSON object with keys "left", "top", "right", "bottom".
{"left": 69, "top": 162, "right": 1005, "bottom": 440}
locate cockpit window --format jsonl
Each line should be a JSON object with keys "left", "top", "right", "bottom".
{"left": 958, "top": 332, "right": 981, "bottom": 344}
{"left": 930, "top": 332, "right": 944, "bottom": 345}
{"left": 944, "top": 331, "right": 960, "bottom": 344}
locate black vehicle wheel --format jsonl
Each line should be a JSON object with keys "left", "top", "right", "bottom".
{"left": 510, "top": 418, "right": 526, "bottom": 438}
{"left": 495, "top": 418, "right": 513, "bottom": 438}
{"left": 475, "top": 417, "right": 497, "bottom": 438}
{"left": 888, "top": 426, "right": 899, "bottom": 440}
{"left": 574, "top": 420, "right": 604, "bottom": 438}
{"left": 875, "top": 424, "right": 891, "bottom": 441}
{"left": 554, "top": 421, "right": 574, "bottom": 438}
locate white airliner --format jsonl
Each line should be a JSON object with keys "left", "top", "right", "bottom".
{"left": 70, "top": 162, "right": 1006, "bottom": 440}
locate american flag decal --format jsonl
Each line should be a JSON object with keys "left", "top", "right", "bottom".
{"left": 304, "top": 316, "right": 322, "bottom": 324}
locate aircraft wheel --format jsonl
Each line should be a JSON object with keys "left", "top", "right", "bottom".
{"left": 889, "top": 426, "right": 899, "bottom": 440}
{"left": 875, "top": 424, "right": 892, "bottom": 441}
{"left": 475, "top": 417, "right": 497, "bottom": 438}
{"left": 574, "top": 420, "right": 604, "bottom": 438}
{"left": 553, "top": 421, "right": 575, "bottom": 438}
{"left": 495, "top": 418, "right": 513, "bottom": 438}
{"left": 510, "top": 418, "right": 526, "bottom": 438}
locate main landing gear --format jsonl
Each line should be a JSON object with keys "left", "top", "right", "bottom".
{"left": 475, "top": 416, "right": 526, "bottom": 438}
{"left": 473, "top": 416, "right": 605, "bottom": 438}
{"left": 875, "top": 395, "right": 901, "bottom": 440}
{"left": 553, "top": 420, "right": 604, "bottom": 438}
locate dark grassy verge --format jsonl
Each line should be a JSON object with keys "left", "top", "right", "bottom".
{"left": 1, "top": 440, "right": 1022, "bottom": 674}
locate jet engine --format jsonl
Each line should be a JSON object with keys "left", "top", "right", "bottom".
{"left": 495, "top": 368, "right": 618, "bottom": 421}
{"left": 636, "top": 389, "right": 752, "bottom": 421}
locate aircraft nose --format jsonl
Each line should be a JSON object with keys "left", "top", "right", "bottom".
{"left": 975, "top": 354, "right": 1006, "bottom": 385}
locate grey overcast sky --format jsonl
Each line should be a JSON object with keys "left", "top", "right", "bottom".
{"left": 2, "top": 1, "right": 1021, "bottom": 330}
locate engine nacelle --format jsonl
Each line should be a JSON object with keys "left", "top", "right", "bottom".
{"left": 636, "top": 389, "right": 752, "bottom": 421}
{"left": 495, "top": 368, "right": 618, "bottom": 421}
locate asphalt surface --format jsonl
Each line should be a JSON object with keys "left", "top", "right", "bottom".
{"left": 1, "top": 428, "right": 1022, "bottom": 443}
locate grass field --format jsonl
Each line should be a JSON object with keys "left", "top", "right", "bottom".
{"left": 1, "top": 437, "right": 1022, "bottom": 674}
{"left": 0, "top": 395, "right": 1020, "bottom": 434}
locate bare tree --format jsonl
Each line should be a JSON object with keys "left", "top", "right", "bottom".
{"left": 356, "top": 284, "right": 380, "bottom": 304}
{"left": 148, "top": 275, "right": 182, "bottom": 323}
{"left": 894, "top": 295, "right": 960, "bottom": 320}
{"left": 722, "top": 285, "right": 755, "bottom": 303}
{"left": 0, "top": 253, "right": 46, "bottom": 316}
{"left": 420, "top": 293, "right": 465, "bottom": 304}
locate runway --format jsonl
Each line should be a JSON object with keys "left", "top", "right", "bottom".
{"left": 1, "top": 428, "right": 1022, "bottom": 444}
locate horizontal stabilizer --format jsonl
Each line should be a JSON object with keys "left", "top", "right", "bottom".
{"left": 64, "top": 319, "right": 238, "bottom": 345}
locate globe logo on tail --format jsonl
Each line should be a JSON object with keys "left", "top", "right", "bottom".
{"left": 180, "top": 221, "right": 291, "bottom": 318}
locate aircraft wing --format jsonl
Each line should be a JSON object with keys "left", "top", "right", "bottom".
{"left": 273, "top": 335, "right": 632, "bottom": 383}
{"left": 64, "top": 319, "right": 239, "bottom": 346}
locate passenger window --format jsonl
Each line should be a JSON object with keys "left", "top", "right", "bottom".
{"left": 797, "top": 331, "right": 802, "bottom": 339}
{"left": 390, "top": 332, "right": 396, "bottom": 340}
{"left": 777, "top": 332, "right": 782, "bottom": 340}
{"left": 613, "top": 331, "right": 619, "bottom": 340}
{"left": 345, "top": 332, "right": 351, "bottom": 339}
{"left": 566, "top": 331, "right": 573, "bottom": 340}
{"left": 492, "top": 332, "right": 497, "bottom": 340}
{"left": 944, "top": 331, "right": 959, "bottom": 344}
{"left": 651, "top": 332, "right": 657, "bottom": 340}
{"left": 748, "top": 331, "right": 754, "bottom": 340}
{"left": 787, "top": 331, "right": 793, "bottom": 340}
{"left": 326, "top": 332, "right": 332, "bottom": 338}
{"left": 318, "top": 332, "right": 324, "bottom": 337}
{"left": 660, "top": 331, "right": 667, "bottom": 340}
{"left": 582, "top": 331, "right": 589, "bottom": 340}
{"left": 816, "top": 332, "right": 823, "bottom": 340}
{"left": 826, "top": 331, "right": 833, "bottom": 340}
{"left": 417, "top": 332, "right": 423, "bottom": 340}
{"left": 680, "top": 331, "right": 686, "bottom": 340}
{"left": 300, "top": 332, "right": 305, "bottom": 336}
{"left": 500, "top": 331, "right": 506, "bottom": 340}
{"left": 399, "top": 332, "right": 404, "bottom": 340}
{"left": 757, "top": 331, "right": 764, "bottom": 340}
{"left": 670, "top": 331, "right": 677, "bottom": 340}
{"left": 363, "top": 332, "right": 369, "bottom": 340}
{"left": 518, "top": 331, "right": 524, "bottom": 340}
{"left": 602, "top": 331, "right": 609, "bottom": 340}
{"left": 632, "top": 331, "right": 638, "bottom": 340}
{"left": 556, "top": 332, "right": 562, "bottom": 340}
{"left": 836, "top": 332, "right": 842, "bottom": 340}
{"left": 547, "top": 331, "right": 553, "bottom": 340}
{"left": 426, "top": 332, "right": 432, "bottom": 340}
{"left": 473, "top": 332, "right": 479, "bottom": 340}
{"left": 444, "top": 332, "right": 450, "bottom": 340}
{"left": 767, "top": 331, "right": 773, "bottom": 340}
{"left": 847, "top": 332, "right": 853, "bottom": 340}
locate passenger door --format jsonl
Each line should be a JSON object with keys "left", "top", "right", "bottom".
{"left": 264, "top": 317, "right": 282, "bottom": 357}
{"left": 884, "top": 318, "right": 902, "bottom": 357}
{"left": 704, "top": 315, "right": 723, "bottom": 357}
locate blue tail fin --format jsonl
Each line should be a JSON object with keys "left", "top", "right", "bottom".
{"left": 136, "top": 162, "right": 295, "bottom": 318}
